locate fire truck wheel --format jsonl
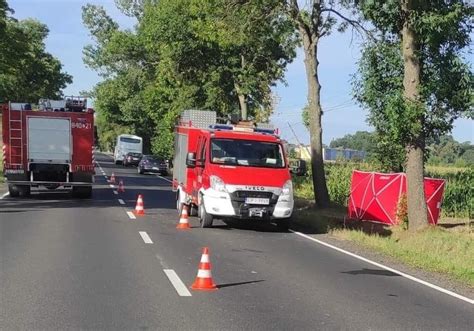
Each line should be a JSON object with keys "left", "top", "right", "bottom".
{"left": 199, "top": 199, "right": 214, "bottom": 228}
{"left": 8, "top": 185, "right": 20, "bottom": 198}
{"left": 18, "top": 185, "right": 30, "bottom": 197}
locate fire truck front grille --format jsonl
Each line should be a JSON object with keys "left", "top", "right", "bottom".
{"left": 233, "top": 191, "right": 274, "bottom": 199}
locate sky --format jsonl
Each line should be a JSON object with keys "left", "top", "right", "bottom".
{"left": 8, "top": 0, "right": 474, "bottom": 145}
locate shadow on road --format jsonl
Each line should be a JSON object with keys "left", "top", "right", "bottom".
{"left": 341, "top": 268, "right": 400, "bottom": 277}
{"left": 217, "top": 219, "right": 292, "bottom": 233}
{"left": 216, "top": 280, "right": 265, "bottom": 289}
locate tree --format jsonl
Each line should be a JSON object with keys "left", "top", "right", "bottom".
{"left": 83, "top": 0, "right": 297, "bottom": 157}
{"left": 114, "top": 0, "right": 146, "bottom": 19}
{"left": 460, "top": 149, "right": 474, "bottom": 165}
{"left": 192, "top": 0, "right": 297, "bottom": 120}
{"left": 329, "top": 131, "right": 376, "bottom": 152}
{"left": 285, "top": 0, "right": 367, "bottom": 208}
{"left": 0, "top": 18, "right": 72, "bottom": 102}
{"left": 426, "top": 135, "right": 474, "bottom": 165}
{"left": 355, "top": 0, "right": 473, "bottom": 230}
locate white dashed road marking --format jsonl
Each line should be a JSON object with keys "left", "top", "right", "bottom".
{"left": 163, "top": 269, "right": 192, "bottom": 297}
{"left": 126, "top": 211, "right": 136, "bottom": 219}
{"left": 113, "top": 191, "right": 118, "bottom": 195}
{"left": 139, "top": 231, "right": 153, "bottom": 244}
{"left": 118, "top": 199, "right": 125, "bottom": 205}
{"left": 156, "top": 175, "right": 173, "bottom": 184}
{"left": 290, "top": 230, "right": 474, "bottom": 305}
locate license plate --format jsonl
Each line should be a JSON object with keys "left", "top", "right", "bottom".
{"left": 245, "top": 197, "right": 269, "bottom": 205}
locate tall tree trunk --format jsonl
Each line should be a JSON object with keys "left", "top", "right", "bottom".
{"left": 235, "top": 55, "right": 248, "bottom": 120}
{"left": 301, "top": 32, "right": 330, "bottom": 208}
{"left": 402, "top": 0, "right": 428, "bottom": 231}
{"left": 235, "top": 85, "right": 248, "bottom": 120}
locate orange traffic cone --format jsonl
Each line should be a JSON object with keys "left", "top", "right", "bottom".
{"left": 191, "top": 247, "right": 217, "bottom": 291}
{"left": 176, "top": 205, "right": 191, "bottom": 229}
{"left": 118, "top": 180, "right": 125, "bottom": 193}
{"left": 133, "top": 194, "right": 145, "bottom": 216}
{"left": 110, "top": 172, "right": 116, "bottom": 183}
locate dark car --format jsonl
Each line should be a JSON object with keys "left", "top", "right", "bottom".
{"left": 123, "top": 152, "right": 142, "bottom": 167}
{"left": 137, "top": 155, "right": 168, "bottom": 175}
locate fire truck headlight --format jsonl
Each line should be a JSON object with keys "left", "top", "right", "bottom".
{"left": 210, "top": 175, "right": 227, "bottom": 193}
{"left": 279, "top": 180, "right": 293, "bottom": 201}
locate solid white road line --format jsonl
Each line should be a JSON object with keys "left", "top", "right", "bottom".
{"left": 126, "top": 211, "right": 136, "bottom": 219}
{"left": 139, "top": 231, "right": 153, "bottom": 244}
{"left": 290, "top": 230, "right": 474, "bottom": 305}
{"left": 156, "top": 175, "right": 173, "bottom": 184}
{"left": 113, "top": 190, "right": 118, "bottom": 195}
{"left": 163, "top": 269, "right": 192, "bottom": 297}
{"left": 0, "top": 192, "right": 9, "bottom": 199}
{"left": 118, "top": 199, "right": 125, "bottom": 205}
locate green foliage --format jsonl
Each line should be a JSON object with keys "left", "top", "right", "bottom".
{"left": 427, "top": 135, "right": 474, "bottom": 166}
{"left": 114, "top": 0, "right": 145, "bottom": 18}
{"left": 329, "top": 131, "right": 376, "bottom": 154}
{"left": 95, "top": 115, "right": 132, "bottom": 152}
{"left": 293, "top": 162, "right": 380, "bottom": 204}
{"left": 427, "top": 167, "right": 473, "bottom": 219}
{"left": 0, "top": 12, "right": 71, "bottom": 102}
{"left": 461, "top": 149, "right": 474, "bottom": 165}
{"left": 354, "top": 0, "right": 473, "bottom": 170}
{"left": 82, "top": 0, "right": 297, "bottom": 158}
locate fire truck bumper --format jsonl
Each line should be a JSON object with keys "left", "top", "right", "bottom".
{"left": 202, "top": 189, "right": 293, "bottom": 219}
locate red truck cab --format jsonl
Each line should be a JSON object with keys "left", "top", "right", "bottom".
{"left": 173, "top": 110, "right": 293, "bottom": 229}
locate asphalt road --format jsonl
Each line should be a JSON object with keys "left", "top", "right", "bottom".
{"left": 1, "top": 152, "right": 473, "bottom": 330}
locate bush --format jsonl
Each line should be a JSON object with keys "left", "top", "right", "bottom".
{"left": 293, "top": 162, "right": 379, "bottom": 205}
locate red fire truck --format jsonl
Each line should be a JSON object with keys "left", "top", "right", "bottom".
{"left": 1, "top": 97, "right": 95, "bottom": 198}
{"left": 173, "top": 110, "right": 294, "bottom": 229}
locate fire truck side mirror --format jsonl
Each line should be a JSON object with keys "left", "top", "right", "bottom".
{"left": 186, "top": 152, "right": 196, "bottom": 168}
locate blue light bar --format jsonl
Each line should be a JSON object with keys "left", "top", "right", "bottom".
{"left": 209, "top": 124, "right": 233, "bottom": 130}
{"left": 254, "top": 128, "right": 275, "bottom": 134}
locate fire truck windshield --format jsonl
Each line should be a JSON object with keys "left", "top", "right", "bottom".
{"left": 211, "top": 139, "right": 285, "bottom": 168}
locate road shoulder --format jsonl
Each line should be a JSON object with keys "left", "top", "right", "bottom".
{"left": 291, "top": 222, "right": 474, "bottom": 301}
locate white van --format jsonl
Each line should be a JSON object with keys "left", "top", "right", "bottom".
{"left": 114, "top": 134, "right": 143, "bottom": 164}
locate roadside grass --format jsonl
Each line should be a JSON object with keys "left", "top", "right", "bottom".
{"left": 292, "top": 200, "right": 474, "bottom": 288}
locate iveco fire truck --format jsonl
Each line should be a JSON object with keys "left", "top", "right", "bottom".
{"left": 1, "top": 97, "right": 95, "bottom": 198}
{"left": 173, "top": 110, "right": 294, "bottom": 229}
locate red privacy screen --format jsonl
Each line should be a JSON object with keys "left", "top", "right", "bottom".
{"left": 348, "top": 170, "right": 445, "bottom": 225}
